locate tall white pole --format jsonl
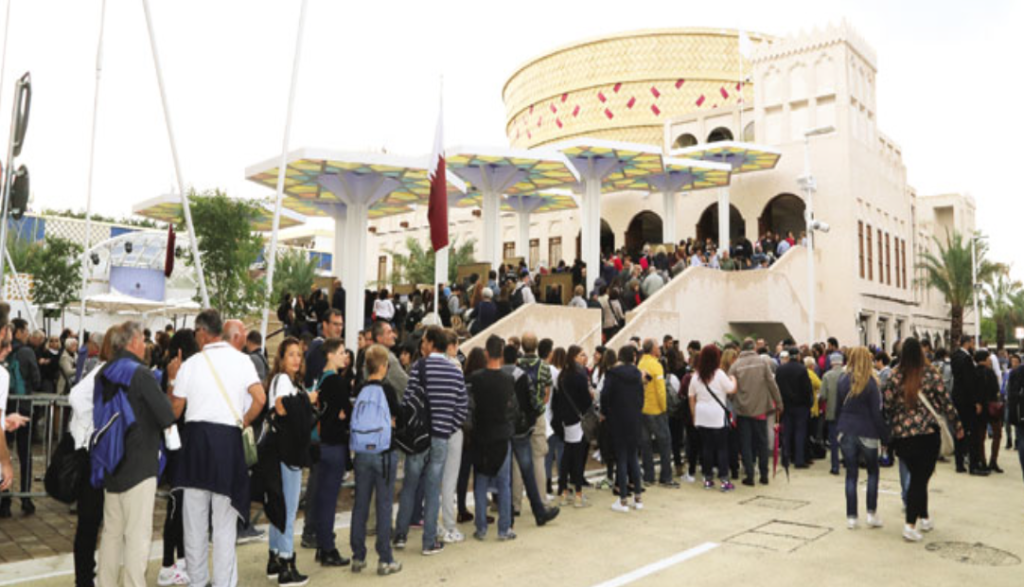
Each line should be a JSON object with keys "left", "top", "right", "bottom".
{"left": 4, "top": 248, "right": 37, "bottom": 332}
{"left": 78, "top": 0, "right": 108, "bottom": 345}
{"left": 662, "top": 191, "right": 676, "bottom": 244}
{"left": 260, "top": 0, "right": 309, "bottom": 349}
{"left": 803, "top": 136, "right": 815, "bottom": 345}
{"left": 972, "top": 236, "right": 979, "bottom": 347}
{"left": 141, "top": 0, "right": 209, "bottom": 308}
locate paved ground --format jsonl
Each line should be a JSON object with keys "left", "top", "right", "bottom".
{"left": 2, "top": 447, "right": 1022, "bottom": 586}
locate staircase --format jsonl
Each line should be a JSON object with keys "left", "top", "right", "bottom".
{"left": 607, "top": 246, "right": 824, "bottom": 349}
{"left": 459, "top": 304, "right": 602, "bottom": 355}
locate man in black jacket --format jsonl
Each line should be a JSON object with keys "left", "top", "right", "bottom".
{"left": 775, "top": 348, "right": 813, "bottom": 468}
{"left": 1008, "top": 361, "right": 1024, "bottom": 484}
{"left": 951, "top": 335, "right": 986, "bottom": 474}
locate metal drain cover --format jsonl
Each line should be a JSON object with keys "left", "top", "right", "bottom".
{"left": 925, "top": 542, "right": 1021, "bottom": 566}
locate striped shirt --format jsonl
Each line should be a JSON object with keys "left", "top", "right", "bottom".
{"left": 404, "top": 355, "right": 468, "bottom": 439}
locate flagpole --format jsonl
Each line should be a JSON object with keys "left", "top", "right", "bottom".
{"left": 78, "top": 0, "right": 108, "bottom": 346}
{"left": 260, "top": 0, "right": 309, "bottom": 350}
{"left": 432, "top": 75, "right": 446, "bottom": 321}
{"left": 141, "top": 0, "right": 210, "bottom": 308}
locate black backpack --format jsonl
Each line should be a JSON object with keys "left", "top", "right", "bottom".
{"left": 510, "top": 285, "right": 526, "bottom": 310}
{"left": 513, "top": 368, "right": 542, "bottom": 435}
{"left": 393, "top": 360, "right": 432, "bottom": 455}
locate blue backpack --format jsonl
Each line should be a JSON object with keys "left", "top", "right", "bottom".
{"left": 350, "top": 382, "right": 392, "bottom": 455}
{"left": 89, "top": 359, "right": 141, "bottom": 488}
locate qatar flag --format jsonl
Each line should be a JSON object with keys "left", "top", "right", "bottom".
{"left": 427, "top": 100, "right": 448, "bottom": 253}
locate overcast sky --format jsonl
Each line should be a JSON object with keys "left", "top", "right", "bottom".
{"left": 5, "top": 0, "right": 1022, "bottom": 276}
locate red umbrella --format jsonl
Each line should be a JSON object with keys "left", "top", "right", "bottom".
{"left": 773, "top": 422, "right": 780, "bottom": 478}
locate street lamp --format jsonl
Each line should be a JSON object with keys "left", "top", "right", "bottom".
{"left": 798, "top": 125, "right": 835, "bottom": 345}
{"left": 971, "top": 233, "right": 986, "bottom": 348}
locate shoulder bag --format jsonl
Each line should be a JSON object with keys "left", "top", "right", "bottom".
{"left": 560, "top": 371, "right": 599, "bottom": 442}
{"left": 917, "top": 390, "right": 955, "bottom": 458}
{"left": 703, "top": 377, "right": 737, "bottom": 429}
{"left": 202, "top": 351, "right": 258, "bottom": 468}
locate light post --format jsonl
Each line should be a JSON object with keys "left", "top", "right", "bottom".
{"left": 798, "top": 125, "right": 835, "bottom": 345}
{"left": 971, "top": 234, "right": 985, "bottom": 348}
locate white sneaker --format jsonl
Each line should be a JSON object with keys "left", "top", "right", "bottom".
{"left": 846, "top": 517, "right": 858, "bottom": 530}
{"left": 611, "top": 500, "right": 630, "bottom": 513}
{"left": 917, "top": 518, "right": 934, "bottom": 533}
{"left": 866, "top": 513, "right": 883, "bottom": 528}
{"left": 632, "top": 498, "right": 644, "bottom": 511}
{"left": 157, "top": 563, "right": 190, "bottom": 586}
{"left": 902, "top": 525, "right": 923, "bottom": 542}
{"left": 441, "top": 529, "right": 465, "bottom": 543}
{"left": 681, "top": 474, "right": 696, "bottom": 483}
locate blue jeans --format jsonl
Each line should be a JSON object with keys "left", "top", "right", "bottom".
{"left": 614, "top": 440, "right": 642, "bottom": 498}
{"left": 395, "top": 437, "right": 448, "bottom": 549}
{"left": 827, "top": 420, "right": 840, "bottom": 472}
{"left": 899, "top": 458, "right": 911, "bottom": 507}
{"left": 270, "top": 464, "right": 302, "bottom": 557}
{"left": 315, "top": 444, "right": 348, "bottom": 551}
{"left": 474, "top": 445, "right": 512, "bottom": 537}
{"left": 350, "top": 452, "right": 398, "bottom": 564}
{"left": 782, "top": 407, "right": 810, "bottom": 466}
{"left": 641, "top": 413, "right": 674, "bottom": 484}
{"left": 839, "top": 433, "right": 879, "bottom": 517}
{"left": 545, "top": 434, "right": 564, "bottom": 487}
{"left": 511, "top": 436, "right": 547, "bottom": 522}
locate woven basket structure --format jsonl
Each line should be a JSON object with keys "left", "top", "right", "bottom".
{"left": 503, "top": 28, "right": 768, "bottom": 148}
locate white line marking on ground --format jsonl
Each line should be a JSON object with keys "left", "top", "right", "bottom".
{"left": 587, "top": 542, "right": 719, "bottom": 587}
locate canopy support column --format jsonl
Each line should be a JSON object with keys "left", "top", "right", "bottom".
{"left": 662, "top": 191, "right": 677, "bottom": 245}
{"left": 582, "top": 177, "right": 601, "bottom": 294}
{"left": 517, "top": 210, "right": 530, "bottom": 265}
{"left": 481, "top": 189, "right": 502, "bottom": 269}
{"left": 343, "top": 202, "right": 367, "bottom": 352}
{"left": 717, "top": 188, "right": 731, "bottom": 252}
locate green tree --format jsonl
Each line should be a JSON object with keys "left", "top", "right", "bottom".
{"left": 982, "top": 268, "right": 1020, "bottom": 350}
{"left": 917, "top": 231, "right": 998, "bottom": 347}
{"left": 5, "top": 230, "right": 41, "bottom": 275}
{"left": 271, "top": 248, "right": 318, "bottom": 305}
{"left": 179, "top": 189, "right": 265, "bottom": 317}
{"left": 28, "top": 235, "right": 83, "bottom": 320}
{"left": 385, "top": 236, "right": 476, "bottom": 286}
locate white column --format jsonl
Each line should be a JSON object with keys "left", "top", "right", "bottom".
{"left": 481, "top": 189, "right": 501, "bottom": 268}
{"left": 517, "top": 210, "right": 530, "bottom": 264}
{"left": 717, "top": 188, "right": 730, "bottom": 251}
{"left": 343, "top": 202, "right": 368, "bottom": 352}
{"left": 583, "top": 178, "right": 601, "bottom": 294}
{"left": 662, "top": 191, "right": 677, "bottom": 244}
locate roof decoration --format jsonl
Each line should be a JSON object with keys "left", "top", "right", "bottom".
{"left": 669, "top": 141, "right": 781, "bottom": 174}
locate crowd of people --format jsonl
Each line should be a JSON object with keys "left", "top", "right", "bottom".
{"left": 0, "top": 289, "right": 1022, "bottom": 587}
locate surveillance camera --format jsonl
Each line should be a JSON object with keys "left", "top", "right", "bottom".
{"left": 811, "top": 220, "right": 830, "bottom": 233}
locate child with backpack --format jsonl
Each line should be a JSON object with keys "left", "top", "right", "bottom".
{"left": 349, "top": 344, "right": 402, "bottom": 575}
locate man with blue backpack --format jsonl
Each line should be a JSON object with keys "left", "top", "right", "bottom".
{"left": 349, "top": 344, "right": 403, "bottom": 575}
{"left": 91, "top": 321, "right": 176, "bottom": 587}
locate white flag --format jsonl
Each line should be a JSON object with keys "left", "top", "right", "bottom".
{"left": 738, "top": 30, "right": 753, "bottom": 59}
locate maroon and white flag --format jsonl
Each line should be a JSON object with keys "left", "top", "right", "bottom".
{"left": 427, "top": 100, "right": 448, "bottom": 253}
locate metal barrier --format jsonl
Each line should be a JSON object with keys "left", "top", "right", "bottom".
{"left": 3, "top": 393, "right": 70, "bottom": 499}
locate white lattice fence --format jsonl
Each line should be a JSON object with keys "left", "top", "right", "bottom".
{"left": 3, "top": 273, "right": 34, "bottom": 301}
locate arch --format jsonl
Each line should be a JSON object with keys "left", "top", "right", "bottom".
{"left": 695, "top": 204, "right": 746, "bottom": 246}
{"left": 673, "top": 133, "right": 698, "bottom": 149}
{"left": 758, "top": 193, "right": 806, "bottom": 239}
{"left": 707, "top": 127, "right": 733, "bottom": 143}
{"left": 789, "top": 62, "right": 808, "bottom": 101}
{"left": 601, "top": 218, "right": 615, "bottom": 255}
{"left": 625, "top": 211, "right": 662, "bottom": 256}
{"left": 742, "top": 121, "right": 755, "bottom": 142}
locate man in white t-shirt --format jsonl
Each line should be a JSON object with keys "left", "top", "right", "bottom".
{"left": 169, "top": 309, "right": 265, "bottom": 587}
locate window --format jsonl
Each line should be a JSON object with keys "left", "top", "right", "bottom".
{"left": 377, "top": 255, "right": 387, "bottom": 286}
{"left": 894, "top": 235, "right": 900, "bottom": 288}
{"left": 858, "top": 221, "right": 865, "bottom": 278}
{"left": 529, "top": 238, "right": 540, "bottom": 269}
{"left": 503, "top": 242, "right": 516, "bottom": 261}
{"left": 877, "top": 229, "right": 883, "bottom": 283}
{"left": 673, "top": 133, "right": 698, "bottom": 149}
{"left": 901, "top": 239, "right": 908, "bottom": 290}
{"left": 707, "top": 127, "right": 733, "bottom": 143}
{"left": 549, "top": 237, "right": 562, "bottom": 267}
{"left": 866, "top": 224, "right": 873, "bottom": 281}
{"left": 880, "top": 231, "right": 888, "bottom": 284}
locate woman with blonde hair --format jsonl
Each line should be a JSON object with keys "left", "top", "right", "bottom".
{"left": 836, "top": 347, "right": 888, "bottom": 530}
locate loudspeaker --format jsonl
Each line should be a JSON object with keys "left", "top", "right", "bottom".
{"left": 9, "top": 165, "right": 28, "bottom": 221}
{"left": 12, "top": 73, "right": 31, "bottom": 158}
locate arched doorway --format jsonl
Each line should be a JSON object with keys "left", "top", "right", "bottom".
{"left": 695, "top": 204, "right": 746, "bottom": 247}
{"left": 758, "top": 193, "right": 806, "bottom": 238}
{"left": 576, "top": 220, "right": 616, "bottom": 261}
{"left": 673, "top": 133, "right": 698, "bottom": 149}
{"left": 625, "top": 211, "right": 662, "bottom": 257}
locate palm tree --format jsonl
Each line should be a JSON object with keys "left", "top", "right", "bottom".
{"left": 384, "top": 236, "right": 476, "bottom": 286}
{"left": 271, "top": 248, "right": 319, "bottom": 305}
{"left": 917, "top": 230, "right": 998, "bottom": 347}
{"left": 983, "top": 268, "right": 1020, "bottom": 350}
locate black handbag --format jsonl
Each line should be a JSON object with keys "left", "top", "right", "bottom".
{"left": 44, "top": 433, "right": 88, "bottom": 504}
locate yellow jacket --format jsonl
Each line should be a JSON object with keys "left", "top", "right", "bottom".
{"left": 808, "top": 368, "right": 822, "bottom": 417}
{"left": 638, "top": 354, "right": 666, "bottom": 415}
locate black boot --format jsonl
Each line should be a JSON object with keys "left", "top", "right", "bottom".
{"left": 0, "top": 499, "right": 11, "bottom": 518}
{"left": 266, "top": 552, "right": 283, "bottom": 580}
{"left": 278, "top": 555, "right": 309, "bottom": 587}
{"left": 21, "top": 498, "right": 35, "bottom": 516}
{"left": 315, "top": 548, "right": 351, "bottom": 567}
